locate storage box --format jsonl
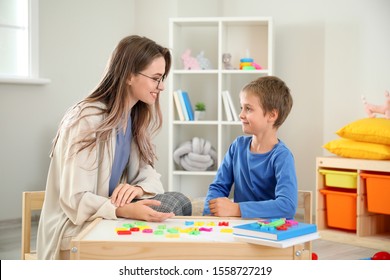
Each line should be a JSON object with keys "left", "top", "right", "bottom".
{"left": 319, "top": 169, "right": 357, "bottom": 189}
{"left": 320, "top": 189, "right": 357, "bottom": 230}
{"left": 361, "top": 173, "right": 390, "bottom": 215}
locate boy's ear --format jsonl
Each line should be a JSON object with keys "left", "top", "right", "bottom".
{"left": 268, "top": 109, "right": 278, "bottom": 122}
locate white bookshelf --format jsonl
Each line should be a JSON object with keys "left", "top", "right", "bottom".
{"left": 168, "top": 17, "right": 273, "bottom": 197}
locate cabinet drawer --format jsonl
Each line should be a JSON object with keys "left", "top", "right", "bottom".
{"left": 319, "top": 169, "right": 357, "bottom": 189}
{"left": 361, "top": 173, "right": 390, "bottom": 215}
{"left": 320, "top": 189, "right": 357, "bottom": 231}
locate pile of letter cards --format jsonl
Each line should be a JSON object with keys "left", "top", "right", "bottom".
{"left": 233, "top": 218, "right": 320, "bottom": 248}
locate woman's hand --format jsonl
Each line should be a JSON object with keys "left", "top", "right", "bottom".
{"left": 111, "top": 183, "right": 145, "bottom": 207}
{"left": 115, "top": 200, "right": 175, "bottom": 222}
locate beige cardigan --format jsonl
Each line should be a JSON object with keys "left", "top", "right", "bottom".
{"left": 37, "top": 103, "right": 164, "bottom": 259}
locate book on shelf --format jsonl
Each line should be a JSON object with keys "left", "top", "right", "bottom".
{"left": 177, "top": 89, "right": 189, "bottom": 121}
{"left": 232, "top": 218, "right": 318, "bottom": 241}
{"left": 181, "top": 90, "right": 194, "bottom": 121}
{"left": 221, "top": 90, "right": 233, "bottom": 121}
{"left": 173, "top": 90, "right": 185, "bottom": 121}
{"left": 225, "top": 90, "right": 239, "bottom": 121}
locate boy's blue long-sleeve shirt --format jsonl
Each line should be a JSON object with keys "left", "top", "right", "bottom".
{"left": 203, "top": 136, "right": 298, "bottom": 219}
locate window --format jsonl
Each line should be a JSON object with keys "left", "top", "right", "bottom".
{"left": 0, "top": 0, "right": 49, "bottom": 84}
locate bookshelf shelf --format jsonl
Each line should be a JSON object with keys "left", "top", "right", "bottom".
{"left": 173, "top": 170, "right": 218, "bottom": 176}
{"left": 173, "top": 121, "right": 219, "bottom": 125}
{"left": 168, "top": 17, "right": 273, "bottom": 197}
{"left": 173, "top": 70, "right": 219, "bottom": 74}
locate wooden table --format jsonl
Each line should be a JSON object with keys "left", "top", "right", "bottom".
{"left": 70, "top": 216, "right": 314, "bottom": 260}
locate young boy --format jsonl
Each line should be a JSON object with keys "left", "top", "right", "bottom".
{"left": 203, "top": 76, "right": 297, "bottom": 219}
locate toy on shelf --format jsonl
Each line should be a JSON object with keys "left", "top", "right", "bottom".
{"left": 181, "top": 49, "right": 200, "bottom": 70}
{"left": 239, "top": 57, "right": 262, "bottom": 70}
{"left": 361, "top": 90, "right": 390, "bottom": 119}
{"left": 239, "top": 49, "right": 262, "bottom": 70}
{"left": 181, "top": 49, "right": 212, "bottom": 70}
{"left": 196, "top": 51, "right": 212, "bottom": 70}
{"left": 222, "top": 53, "right": 234, "bottom": 70}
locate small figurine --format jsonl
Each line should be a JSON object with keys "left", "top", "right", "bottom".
{"left": 181, "top": 49, "right": 200, "bottom": 70}
{"left": 222, "top": 53, "right": 234, "bottom": 70}
{"left": 196, "top": 51, "right": 212, "bottom": 70}
{"left": 362, "top": 91, "right": 390, "bottom": 119}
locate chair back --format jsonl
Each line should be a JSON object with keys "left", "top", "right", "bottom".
{"left": 21, "top": 191, "right": 45, "bottom": 260}
{"left": 297, "top": 190, "right": 313, "bottom": 252}
{"left": 297, "top": 190, "right": 312, "bottom": 223}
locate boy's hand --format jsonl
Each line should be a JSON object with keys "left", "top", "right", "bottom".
{"left": 209, "top": 197, "right": 241, "bottom": 217}
{"left": 111, "top": 184, "right": 144, "bottom": 207}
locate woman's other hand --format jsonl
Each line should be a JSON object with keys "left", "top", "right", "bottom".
{"left": 115, "top": 199, "right": 175, "bottom": 222}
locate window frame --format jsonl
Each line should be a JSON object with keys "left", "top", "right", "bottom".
{"left": 0, "top": 0, "right": 50, "bottom": 85}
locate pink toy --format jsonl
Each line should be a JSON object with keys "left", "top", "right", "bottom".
{"left": 362, "top": 91, "right": 390, "bottom": 119}
{"left": 181, "top": 49, "right": 200, "bottom": 70}
{"left": 252, "top": 62, "right": 262, "bottom": 70}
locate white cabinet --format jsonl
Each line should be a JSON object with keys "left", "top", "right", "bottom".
{"left": 168, "top": 17, "right": 273, "bottom": 197}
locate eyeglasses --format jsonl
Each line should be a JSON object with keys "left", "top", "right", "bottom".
{"left": 138, "top": 72, "right": 165, "bottom": 89}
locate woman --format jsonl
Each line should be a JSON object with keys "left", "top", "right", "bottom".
{"left": 37, "top": 35, "right": 192, "bottom": 260}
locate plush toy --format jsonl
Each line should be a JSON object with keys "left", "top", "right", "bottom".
{"left": 362, "top": 91, "right": 390, "bottom": 119}
{"left": 181, "top": 49, "right": 200, "bottom": 70}
{"left": 222, "top": 53, "right": 234, "bottom": 70}
{"left": 196, "top": 51, "right": 212, "bottom": 70}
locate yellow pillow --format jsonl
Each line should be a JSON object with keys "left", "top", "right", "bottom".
{"left": 336, "top": 118, "right": 390, "bottom": 145}
{"left": 323, "top": 138, "right": 390, "bottom": 160}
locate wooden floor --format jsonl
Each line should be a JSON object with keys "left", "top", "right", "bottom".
{"left": 0, "top": 219, "right": 379, "bottom": 260}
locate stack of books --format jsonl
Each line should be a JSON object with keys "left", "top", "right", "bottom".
{"left": 221, "top": 90, "right": 239, "bottom": 122}
{"left": 173, "top": 89, "right": 194, "bottom": 121}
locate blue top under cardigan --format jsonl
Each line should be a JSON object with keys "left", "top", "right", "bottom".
{"left": 109, "top": 116, "right": 132, "bottom": 196}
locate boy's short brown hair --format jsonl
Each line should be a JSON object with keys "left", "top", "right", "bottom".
{"left": 242, "top": 76, "right": 293, "bottom": 128}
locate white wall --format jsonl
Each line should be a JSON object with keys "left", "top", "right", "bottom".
{"left": 1, "top": 0, "right": 389, "bottom": 221}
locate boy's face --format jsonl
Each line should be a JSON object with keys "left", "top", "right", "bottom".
{"left": 239, "top": 90, "right": 275, "bottom": 135}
